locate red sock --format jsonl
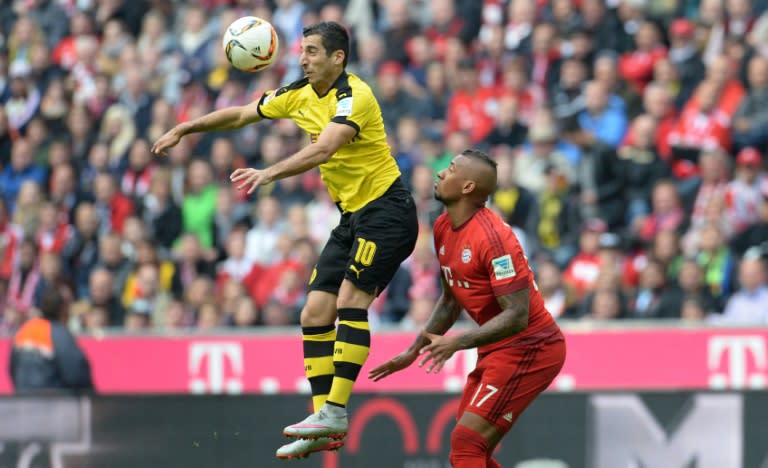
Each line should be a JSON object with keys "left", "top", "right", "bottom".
{"left": 449, "top": 425, "right": 489, "bottom": 468}
{"left": 486, "top": 456, "right": 502, "bottom": 468}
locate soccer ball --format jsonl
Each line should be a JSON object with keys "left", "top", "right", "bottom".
{"left": 222, "top": 16, "right": 279, "bottom": 72}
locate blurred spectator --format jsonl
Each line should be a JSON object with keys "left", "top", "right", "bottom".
{"left": 725, "top": 147, "right": 767, "bottom": 233}
{"left": 732, "top": 55, "right": 768, "bottom": 150}
{"left": 571, "top": 80, "right": 629, "bottom": 149}
{"left": 245, "top": 196, "right": 286, "bottom": 266}
{"left": 171, "top": 232, "right": 215, "bottom": 294}
{"left": 444, "top": 58, "right": 497, "bottom": 144}
{"left": 0, "top": 137, "right": 46, "bottom": 212}
{"left": 514, "top": 119, "right": 574, "bottom": 198}
{"left": 666, "top": 19, "right": 706, "bottom": 107}
{"left": 5, "top": 62, "right": 41, "bottom": 132}
{"left": 121, "top": 138, "right": 158, "bottom": 202}
{"left": 93, "top": 171, "right": 134, "bottom": 235}
{"left": 731, "top": 179, "right": 768, "bottom": 256}
{"left": 182, "top": 159, "right": 218, "bottom": 249}
{"left": 5, "top": 237, "right": 40, "bottom": 315}
{"left": 536, "top": 257, "right": 573, "bottom": 319}
{"left": 12, "top": 180, "right": 43, "bottom": 236}
{"left": 618, "top": 21, "right": 667, "bottom": 95}
{"left": 619, "top": 114, "right": 672, "bottom": 225}
{"left": 492, "top": 146, "right": 536, "bottom": 230}
{"left": 717, "top": 252, "right": 768, "bottom": 323}
{"left": 627, "top": 258, "right": 668, "bottom": 318}
{"left": 60, "top": 203, "right": 100, "bottom": 298}
{"left": 562, "top": 218, "right": 607, "bottom": 302}
{"left": 635, "top": 180, "right": 686, "bottom": 244}
{"left": 139, "top": 167, "right": 182, "bottom": 252}
{"left": 87, "top": 266, "right": 125, "bottom": 326}
{"left": 97, "top": 232, "right": 132, "bottom": 299}
{"left": 376, "top": 60, "right": 428, "bottom": 134}
{"left": 694, "top": 222, "right": 737, "bottom": 307}
{"left": 485, "top": 95, "right": 528, "bottom": 149}
{"left": 10, "top": 288, "right": 93, "bottom": 393}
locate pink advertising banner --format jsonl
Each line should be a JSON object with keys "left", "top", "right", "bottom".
{"left": 1, "top": 328, "right": 766, "bottom": 394}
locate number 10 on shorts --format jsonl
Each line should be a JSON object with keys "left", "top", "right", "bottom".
{"left": 354, "top": 238, "right": 377, "bottom": 266}
{"left": 470, "top": 384, "right": 498, "bottom": 407}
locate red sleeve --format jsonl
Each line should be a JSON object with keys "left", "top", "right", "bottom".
{"left": 476, "top": 213, "right": 530, "bottom": 297}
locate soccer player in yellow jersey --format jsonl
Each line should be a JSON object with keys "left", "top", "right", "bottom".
{"left": 151, "top": 22, "right": 419, "bottom": 459}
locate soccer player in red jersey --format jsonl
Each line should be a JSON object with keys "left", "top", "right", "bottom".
{"left": 370, "top": 149, "right": 566, "bottom": 467}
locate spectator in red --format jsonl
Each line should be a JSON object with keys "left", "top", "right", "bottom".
{"left": 619, "top": 20, "right": 667, "bottom": 94}
{"left": 635, "top": 180, "right": 686, "bottom": 243}
{"left": 120, "top": 138, "right": 157, "bottom": 202}
{"left": 93, "top": 172, "right": 134, "bottom": 235}
{"left": 703, "top": 54, "right": 746, "bottom": 118}
{"left": 444, "top": 58, "right": 498, "bottom": 144}
{"left": 562, "top": 218, "right": 608, "bottom": 302}
{"left": 216, "top": 228, "right": 258, "bottom": 289}
{"left": 498, "top": 58, "right": 545, "bottom": 126}
{"left": 424, "top": 0, "right": 465, "bottom": 62}
{"left": 668, "top": 79, "right": 732, "bottom": 157}
{"left": 35, "top": 201, "right": 72, "bottom": 254}
{"left": 0, "top": 198, "right": 22, "bottom": 280}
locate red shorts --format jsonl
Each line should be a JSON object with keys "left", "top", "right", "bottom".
{"left": 457, "top": 330, "right": 566, "bottom": 434}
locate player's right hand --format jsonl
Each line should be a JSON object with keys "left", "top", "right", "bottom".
{"left": 150, "top": 128, "right": 182, "bottom": 157}
{"left": 368, "top": 350, "right": 419, "bottom": 382}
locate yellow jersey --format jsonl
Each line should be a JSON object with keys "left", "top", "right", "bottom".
{"left": 257, "top": 72, "right": 401, "bottom": 212}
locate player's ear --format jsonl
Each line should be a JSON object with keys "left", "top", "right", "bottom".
{"left": 333, "top": 50, "right": 345, "bottom": 66}
{"left": 462, "top": 180, "right": 476, "bottom": 195}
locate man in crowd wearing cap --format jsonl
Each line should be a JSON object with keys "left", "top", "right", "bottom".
{"left": 667, "top": 18, "right": 705, "bottom": 107}
{"left": 726, "top": 147, "right": 768, "bottom": 234}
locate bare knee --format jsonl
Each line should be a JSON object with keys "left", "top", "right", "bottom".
{"left": 300, "top": 291, "right": 338, "bottom": 326}
{"left": 336, "top": 279, "right": 375, "bottom": 310}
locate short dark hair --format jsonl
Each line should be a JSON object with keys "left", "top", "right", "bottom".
{"left": 303, "top": 21, "right": 350, "bottom": 67}
{"left": 39, "top": 288, "right": 67, "bottom": 321}
{"left": 461, "top": 149, "right": 497, "bottom": 170}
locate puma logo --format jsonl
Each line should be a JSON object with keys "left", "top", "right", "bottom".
{"left": 349, "top": 264, "right": 364, "bottom": 279}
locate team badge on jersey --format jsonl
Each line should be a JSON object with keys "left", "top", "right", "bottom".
{"left": 491, "top": 254, "right": 516, "bottom": 279}
{"left": 336, "top": 97, "right": 353, "bottom": 117}
{"left": 462, "top": 247, "right": 472, "bottom": 263}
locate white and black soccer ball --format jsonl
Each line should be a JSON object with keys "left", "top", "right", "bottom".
{"left": 222, "top": 16, "right": 279, "bottom": 72}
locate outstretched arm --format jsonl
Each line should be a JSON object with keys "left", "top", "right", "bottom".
{"left": 419, "top": 288, "right": 530, "bottom": 373}
{"left": 369, "top": 280, "right": 461, "bottom": 381}
{"left": 150, "top": 101, "right": 263, "bottom": 156}
{"left": 231, "top": 122, "right": 357, "bottom": 193}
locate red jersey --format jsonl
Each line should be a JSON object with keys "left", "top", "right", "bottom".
{"left": 433, "top": 208, "right": 558, "bottom": 354}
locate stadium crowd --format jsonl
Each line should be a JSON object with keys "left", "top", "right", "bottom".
{"left": 1, "top": 0, "right": 768, "bottom": 335}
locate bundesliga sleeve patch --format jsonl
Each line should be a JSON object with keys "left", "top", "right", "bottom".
{"left": 491, "top": 255, "right": 516, "bottom": 280}
{"left": 335, "top": 97, "right": 353, "bottom": 117}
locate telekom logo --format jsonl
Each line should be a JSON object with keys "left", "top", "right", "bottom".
{"left": 708, "top": 335, "right": 767, "bottom": 389}
{"left": 188, "top": 342, "right": 244, "bottom": 394}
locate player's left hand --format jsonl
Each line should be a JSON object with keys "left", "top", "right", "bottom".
{"left": 230, "top": 168, "right": 273, "bottom": 194}
{"left": 418, "top": 331, "right": 460, "bottom": 374}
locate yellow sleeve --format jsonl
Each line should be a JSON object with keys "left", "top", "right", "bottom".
{"left": 257, "top": 77, "right": 308, "bottom": 120}
{"left": 330, "top": 88, "right": 375, "bottom": 137}
{"left": 257, "top": 88, "right": 291, "bottom": 120}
